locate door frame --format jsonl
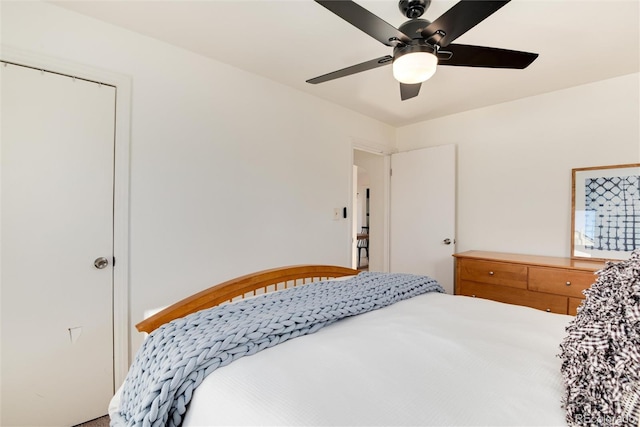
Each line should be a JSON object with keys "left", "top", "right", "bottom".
{"left": 351, "top": 139, "right": 393, "bottom": 272}
{"left": 1, "top": 46, "right": 131, "bottom": 388}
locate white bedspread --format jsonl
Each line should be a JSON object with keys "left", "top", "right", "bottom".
{"left": 161, "top": 292, "right": 570, "bottom": 426}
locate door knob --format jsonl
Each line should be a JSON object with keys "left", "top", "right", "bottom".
{"left": 443, "top": 238, "right": 452, "bottom": 245}
{"left": 94, "top": 257, "right": 109, "bottom": 269}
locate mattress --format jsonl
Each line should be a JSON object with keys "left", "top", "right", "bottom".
{"left": 111, "top": 292, "right": 571, "bottom": 426}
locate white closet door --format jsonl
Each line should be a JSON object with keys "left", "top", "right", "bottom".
{"left": 1, "top": 63, "right": 115, "bottom": 425}
{"left": 390, "top": 145, "right": 456, "bottom": 293}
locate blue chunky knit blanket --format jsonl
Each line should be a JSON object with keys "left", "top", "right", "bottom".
{"left": 112, "top": 271, "right": 443, "bottom": 427}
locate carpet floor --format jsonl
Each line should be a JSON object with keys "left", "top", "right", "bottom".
{"left": 75, "top": 415, "right": 109, "bottom": 427}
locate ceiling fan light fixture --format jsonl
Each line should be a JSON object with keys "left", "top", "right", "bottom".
{"left": 392, "top": 50, "right": 438, "bottom": 84}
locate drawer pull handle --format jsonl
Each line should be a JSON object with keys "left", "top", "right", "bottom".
{"left": 566, "top": 281, "right": 571, "bottom": 286}
{"left": 488, "top": 271, "right": 494, "bottom": 276}
{"left": 546, "top": 309, "right": 551, "bottom": 312}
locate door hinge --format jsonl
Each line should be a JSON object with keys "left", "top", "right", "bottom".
{"left": 112, "top": 257, "right": 116, "bottom": 267}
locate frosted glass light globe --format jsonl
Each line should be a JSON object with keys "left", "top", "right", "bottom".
{"left": 392, "top": 52, "right": 438, "bottom": 84}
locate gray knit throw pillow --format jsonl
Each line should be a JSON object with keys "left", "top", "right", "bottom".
{"left": 559, "top": 249, "right": 640, "bottom": 427}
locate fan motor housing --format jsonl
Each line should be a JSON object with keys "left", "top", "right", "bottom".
{"left": 398, "top": 19, "right": 432, "bottom": 40}
{"left": 393, "top": 39, "right": 436, "bottom": 60}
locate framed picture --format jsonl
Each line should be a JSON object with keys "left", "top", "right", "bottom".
{"left": 571, "top": 163, "right": 640, "bottom": 260}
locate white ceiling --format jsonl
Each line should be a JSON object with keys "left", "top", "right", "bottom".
{"left": 51, "top": 0, "right": 639, "bottom": 127}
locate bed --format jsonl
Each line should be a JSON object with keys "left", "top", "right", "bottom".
{"left": 110, "top": 262, "right": 640, "bottom": 427}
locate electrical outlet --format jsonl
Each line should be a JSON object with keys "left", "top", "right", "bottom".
{"left": 333, "top": 208, "right": 341, "bottom": 220}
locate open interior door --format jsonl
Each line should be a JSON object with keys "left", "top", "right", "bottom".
{"left": 390, "top": 144, "right": 456, "bottom": 293}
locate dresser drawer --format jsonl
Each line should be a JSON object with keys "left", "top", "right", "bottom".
{"left": 568, "top": 297, "right": 584, "bottom": 316}
{"left": 459, "top": 280, "right": 568, "bottom": 314}
{"left": 458, "top": 259, "right": 528, "bottom": 289}
{"left": 528, "top": 267, "right": 597, "bottom": 298}
{"left": 454, "top": 251, "right": 604, "bottom": 316}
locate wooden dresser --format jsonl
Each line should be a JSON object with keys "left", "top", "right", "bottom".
{"left": 453, "top": 251, "right": 606, "bottom": 315}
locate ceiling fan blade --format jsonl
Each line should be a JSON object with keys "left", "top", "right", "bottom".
{"left": 315, "top": 0, "right": 412, "bottom": 47}
{"left": 421, "top": 1, "right": 510, "bottom": 47}
{"left": 400, "top": 83, "right": 421, "bottom": 100}
{"left": 307, "top": 55, "right": 393, "bottom": 84}
{"left": 439, "top": 44, "right": 538, "bottom": 68}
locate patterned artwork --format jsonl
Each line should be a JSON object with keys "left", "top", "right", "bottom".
{"left": 584, "top": 175, "right": 640, "bottom": 252}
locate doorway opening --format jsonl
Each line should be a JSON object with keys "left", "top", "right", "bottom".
{"left": 352, "top": 148, "right": 388, "bottom": 272}
{"left": 356, "top": 177, "right": 370, "bottom": 270}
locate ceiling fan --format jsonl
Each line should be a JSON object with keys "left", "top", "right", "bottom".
{"left": 306, "top": 0, "right": 538, "bottom": 101}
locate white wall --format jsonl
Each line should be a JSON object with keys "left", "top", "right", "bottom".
{"left": 1, "top": 1, "right": 395, "bottom": 358}
{"left": 397, "top": 73, "right": 640, "bottom": 258}
{"left": 4, "top": 1, "right": 638, "bottom": 364}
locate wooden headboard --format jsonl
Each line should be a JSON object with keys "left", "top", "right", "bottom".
{"left": 136, "top": 264, "right": 360, "bottom": 333}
